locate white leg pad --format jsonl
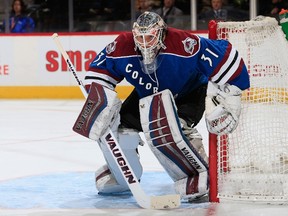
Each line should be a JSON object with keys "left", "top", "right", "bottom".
{"left": 139, "top": 90, "right": 208, "bottom": 182}
{"left": 96, "top": 117, "right": 143, "bottom": 193}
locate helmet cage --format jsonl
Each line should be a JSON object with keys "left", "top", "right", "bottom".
{"left": 132, "top": 12, "right": 167, "bottom": 65}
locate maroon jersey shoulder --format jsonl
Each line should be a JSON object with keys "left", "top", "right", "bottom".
{"left": 163, "top": 27, "right": 201, "bottom": 57}
{"left": 106, "top": 32, "right": 136, "bottom": 57}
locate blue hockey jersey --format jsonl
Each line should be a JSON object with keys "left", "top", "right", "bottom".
{"left": 86, "top": 27, "right": 250, "bottom": 99}
{"left": 4, "top": 15, "right": 35, "bottom": 33}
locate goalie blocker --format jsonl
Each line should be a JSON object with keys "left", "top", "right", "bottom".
{"left": 72, "top": 82, "right": 122, "bottom": 141}
{"left": 139, "top": 89, "right": 209, "bottom": 200}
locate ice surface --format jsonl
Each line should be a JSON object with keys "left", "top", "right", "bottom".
{"left": 0, "top": 100, "right": 287, "bottom": 216}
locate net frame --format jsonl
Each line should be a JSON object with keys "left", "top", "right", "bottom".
{"left": 208, "top": 17, "right": 288, "bottom": 204}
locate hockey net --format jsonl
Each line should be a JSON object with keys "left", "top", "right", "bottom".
{"left": 208, "top": 16, "right": 288, "bottom": 204}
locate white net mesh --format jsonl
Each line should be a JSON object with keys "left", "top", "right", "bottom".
{"left": 216, "top": 16, "right": 288, "bottom": 203}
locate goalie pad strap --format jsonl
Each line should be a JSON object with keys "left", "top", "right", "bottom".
{"left": 140, "top": 90, "right": 208, "bottom": 181}
{"left": 73, "top": 82, "right": 122, "bottom": 140}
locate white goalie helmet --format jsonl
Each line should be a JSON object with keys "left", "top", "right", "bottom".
{"left": 132, "top": 11, "right": 167, "bottom": 73}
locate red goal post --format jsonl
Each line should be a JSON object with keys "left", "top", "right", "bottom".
{"left": 208, "top": 17, "right": 288, "bottom": 204}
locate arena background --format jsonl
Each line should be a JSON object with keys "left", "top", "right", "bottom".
{"left": 0, "top": 32, "right": 208, "bottom": 99}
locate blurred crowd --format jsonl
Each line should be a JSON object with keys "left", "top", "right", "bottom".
{"left": 0, "top": 0, "right": 287, "bottom": 33}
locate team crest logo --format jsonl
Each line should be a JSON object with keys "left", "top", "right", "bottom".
{"left": 106, "top": 41, "right": 117, "bottom": 54}
{"left": 182, "top": 37, "right": 197, "bottom": 54}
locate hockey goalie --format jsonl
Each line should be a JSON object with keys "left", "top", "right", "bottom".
{"left": 72, "top": 11, "right": 250, "bottom": 202}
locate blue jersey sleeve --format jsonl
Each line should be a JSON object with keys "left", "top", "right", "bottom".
{"left": 89, "top": 47, "right": 124, "bottom": 81}
{"left": 197, "top": 37, "right": 250, "bottom": 90}
{"left": 85, "top": 43, "right": 124, "bottom": 90}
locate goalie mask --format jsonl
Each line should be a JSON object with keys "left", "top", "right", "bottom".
{"left": 132, "top": 11, "right": 167, "bottom": 74}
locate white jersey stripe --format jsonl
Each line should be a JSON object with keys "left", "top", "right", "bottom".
{"left": 84, "top": 71, "right": 118, "bottom": 89}
{"left": 217, "top": 52, "right": 242, "bottom": 85}
{"left": 211, "top": 47, "right": 237, "bottom": 82}
{"left": 211, "top": 47, "right": 242, "bottom": 85}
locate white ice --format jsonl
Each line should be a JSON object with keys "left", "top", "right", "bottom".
{"left": 0, "top": 100, "right": 287, "bottom": 216}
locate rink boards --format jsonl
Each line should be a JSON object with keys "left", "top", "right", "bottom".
{"left": 0, "top": 32, "right": 207, "bottom": 99}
